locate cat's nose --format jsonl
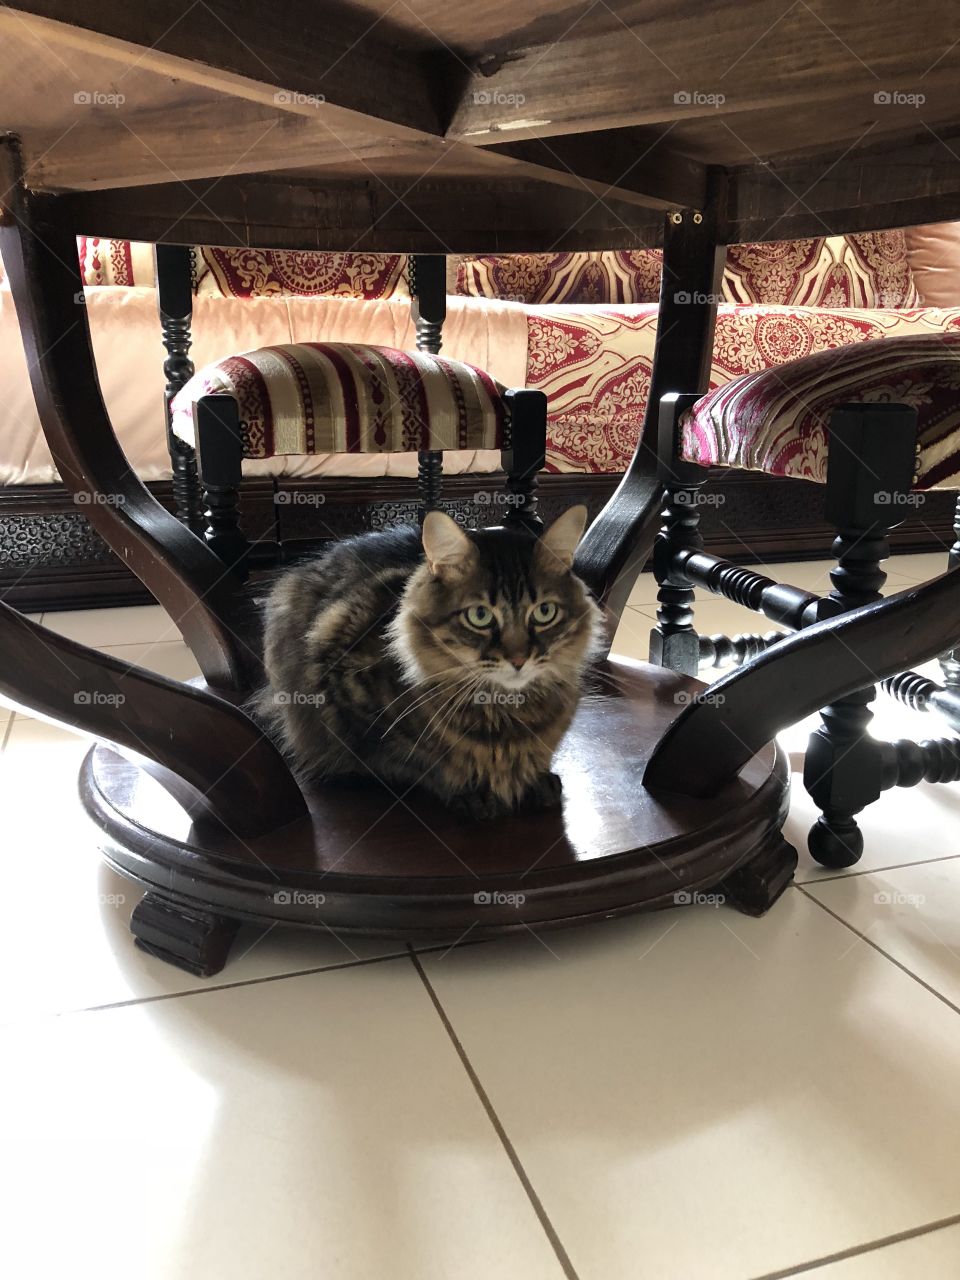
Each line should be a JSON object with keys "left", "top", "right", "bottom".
{"left": 507, "top": 654, "right": 527, "bottom": 670}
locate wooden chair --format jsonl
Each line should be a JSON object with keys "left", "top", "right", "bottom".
{"left": 154, "top": 250, "right": 453, "bottom": 546}
{"left": 651, "top": 334, "right": 960, "bottom": 868}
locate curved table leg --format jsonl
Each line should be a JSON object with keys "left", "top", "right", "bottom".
{"left": 574, "top": 184, "right": 726, "bottom": 632}
{"left": 0, "top": 601, "right": 306, "bottom": 837}
{"left": 644, "top": 567, "right": 960, "bottom": 797}
{"left": 0, "top": 138, "right": 257, "bottom": 691}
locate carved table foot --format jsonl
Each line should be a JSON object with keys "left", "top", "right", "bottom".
{"left": 130, "top": 893, "right": 241, "bottom": 977}
{"left": 718, "top": 831, "right": 799, "bottom": 916}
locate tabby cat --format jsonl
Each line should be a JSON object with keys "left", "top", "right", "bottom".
{"left": 257, "top": 506, "right": 603, "bottom": 818}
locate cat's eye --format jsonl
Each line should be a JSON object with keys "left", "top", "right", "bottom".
{"left": 463, "top": 604, "right": 495, "bottom": 629}
{"left": 531, "top": 601, "right": 560, "bottom": 627}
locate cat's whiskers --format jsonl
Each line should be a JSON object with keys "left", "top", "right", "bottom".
{"left": 380, "top": 670, "right": 474, "bottom": 735}
{"left": 402, "top": 672, "right": 483, "bottom": 762}
{"left": 367, "top": 664, "right": 464, "bottom": 728}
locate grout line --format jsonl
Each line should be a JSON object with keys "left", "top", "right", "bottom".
{"left": 0, "top": 714, "right": 14, "bottom": 753}
{"left": 409, "top": 949, "right": 580, "bottom": 1280}
{"left": 747, "top": 1210, "right": 960, "bottom": 1279}
{"left": 3, "top": 941, "right": 473, "bottom": 1027}
{"left": 797, "top": 850, "right": 960, "bottom": 885}
{"left": 796, "top": 885, "right": 960, "bottom": 1016}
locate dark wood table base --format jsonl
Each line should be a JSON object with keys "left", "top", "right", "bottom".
{"left": 78, "top": 661, "right": 796, "bottom": 976}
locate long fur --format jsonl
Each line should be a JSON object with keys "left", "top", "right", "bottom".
{"left": 254, "top": 516, "right": 603, "bottom": 817}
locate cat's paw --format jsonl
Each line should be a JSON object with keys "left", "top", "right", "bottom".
{"left": 448, "top": 791, "right": 511, "bottom": 821}
{"left": 523, "top": 771, "right": 564, "bottom": 811}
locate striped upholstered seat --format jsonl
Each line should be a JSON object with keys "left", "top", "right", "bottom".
{"left": 170, "top": 342, "right": 509, "bottom": 458}
{"left": 680, "top": 332, "right": 960, "bottom": 490}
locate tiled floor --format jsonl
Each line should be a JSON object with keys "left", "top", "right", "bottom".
{"left": 2, "top": 551, "right": 959, "bottom": 1279}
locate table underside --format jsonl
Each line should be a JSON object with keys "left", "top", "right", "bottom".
{"left": 2, "top": 0, "right": 960, "bottom": 250}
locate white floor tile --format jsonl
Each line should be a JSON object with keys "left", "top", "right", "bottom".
{"left": 0, "top": 717, "right": 409, "bottom": 1022}
{"left": 811, "top": 1221, "right": 960, "bottom": 1277}
{"left": 422, "top": 891, "right": 960, "bottom": 1280}
{"left": 0, "top": 964, "right": 565, "bottom": 1280}
{"left": 804, "top": 858, "right": 960, "bottom": 1010}
{"left": 42, "top": 604, "right": 183, "bottom": 648}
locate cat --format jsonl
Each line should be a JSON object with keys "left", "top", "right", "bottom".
{"left": 255, "top": 506, "right": 604, "bottom": 819}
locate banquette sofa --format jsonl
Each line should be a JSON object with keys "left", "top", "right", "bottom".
{"left": 1, "top": 226, "right": 959, "bottom": 609}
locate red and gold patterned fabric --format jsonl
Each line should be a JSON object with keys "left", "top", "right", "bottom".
{"left": 679, "top": 332, "right": 960, "bottom": 490}
{"left": 455, "top": 251, "right": 663, "bottom": 305}
{"left": 195, "top": 249, "right": 409, "bottom": 300}
{"left": 170, "top": 342, "right": 507, "bottom": 458}
{"left": 529, "top": 304, "right": 960, "bottom": 474}
{"left": 457, "top": 230, "right": 919, "bottom": 310}
{"left": 76, "top": 237, "right": 156, "bottom": 287}
{"left": 723, "top": 231, "right": 920, "bottom": 308}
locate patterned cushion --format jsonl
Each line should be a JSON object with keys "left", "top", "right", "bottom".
{"left": 530, "top": 303, "right": 960, "bottom": 475}
{"left": 723, "top": 231, "right": 919, "bottom": 308}
{"left": 76, "top": 237, "right": 157, "bottom": 287}
{"left": 170, "top": 343, "right": 508, "bottom": 458}
{"left": 455, "top": 251, "right": 663, "bottom": 305}
{"left": 680, "top": 333, "right": 960, "bottom": 490}
{"left": 195, "top": 249, "right": 408, "bottom": 300}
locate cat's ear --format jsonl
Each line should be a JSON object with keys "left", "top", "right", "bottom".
{"left": 536, "top": 505, "right": 588, "bottom": 574}
{"left": 422, "top": 511, "right": 476, "bottom": 581}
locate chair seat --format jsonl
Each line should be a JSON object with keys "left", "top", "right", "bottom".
{"left": 680, "top": 332, "right": 960, "bottom": 490}
{"left": 170, "top": 342, "right": 508, "bottom": 458}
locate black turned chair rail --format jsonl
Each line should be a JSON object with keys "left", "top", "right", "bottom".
{"left": 645, "top": 566, "right": 960, "bottom": 796}
{"left": 409, "top": 253, "right": 447, "bottom": 520}
{"left": 156, "top": 244, "right": 203, "bottom": 533}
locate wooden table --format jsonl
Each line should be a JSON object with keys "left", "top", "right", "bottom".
{"left": 0, "top": 1, "right": 958, "bottom": 974}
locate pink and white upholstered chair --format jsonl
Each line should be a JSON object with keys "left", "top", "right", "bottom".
{"left": 652, "top": 331, "right": 960, "bottom": 868}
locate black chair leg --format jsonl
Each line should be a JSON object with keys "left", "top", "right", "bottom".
{"left": 939, "top": 494, "right": 960, "bottom": 689}
{"left": 502, "top": 389, "right": 546, "bottom": 534}
{"left": 195, "top": 394, "right": 248, "bottom": 576}
{"left": 804, "top": 403, "right": 919, "bottom": 868}
{"left": 410, "top": 253, "right": 447, "bottom": 524}
{"left": 156, "top": 244, "right": 204, "bottom": 533}
{"left": 650, "top": 392, "right": 707, "bottom": 675}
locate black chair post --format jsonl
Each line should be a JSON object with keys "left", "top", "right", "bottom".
{"left": 649, "top": 391, "right": 708, "bottom": 674}
{"left": 804, "top": 403, "right": 919, "bottom": 868}
{"left": 410, "top": 254, "right": 446, "bottom": 521}
{"left": 501, "top": 389, "right": 546, "bottom": 534}
{"left": 194, "top": 394, "right": 248, "bottom": 575}
{"left": 155, "top": 245, "right": 203, "bottom": 532}
{"left": 939, "top": 494, "right": 960, "bottom": 689}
